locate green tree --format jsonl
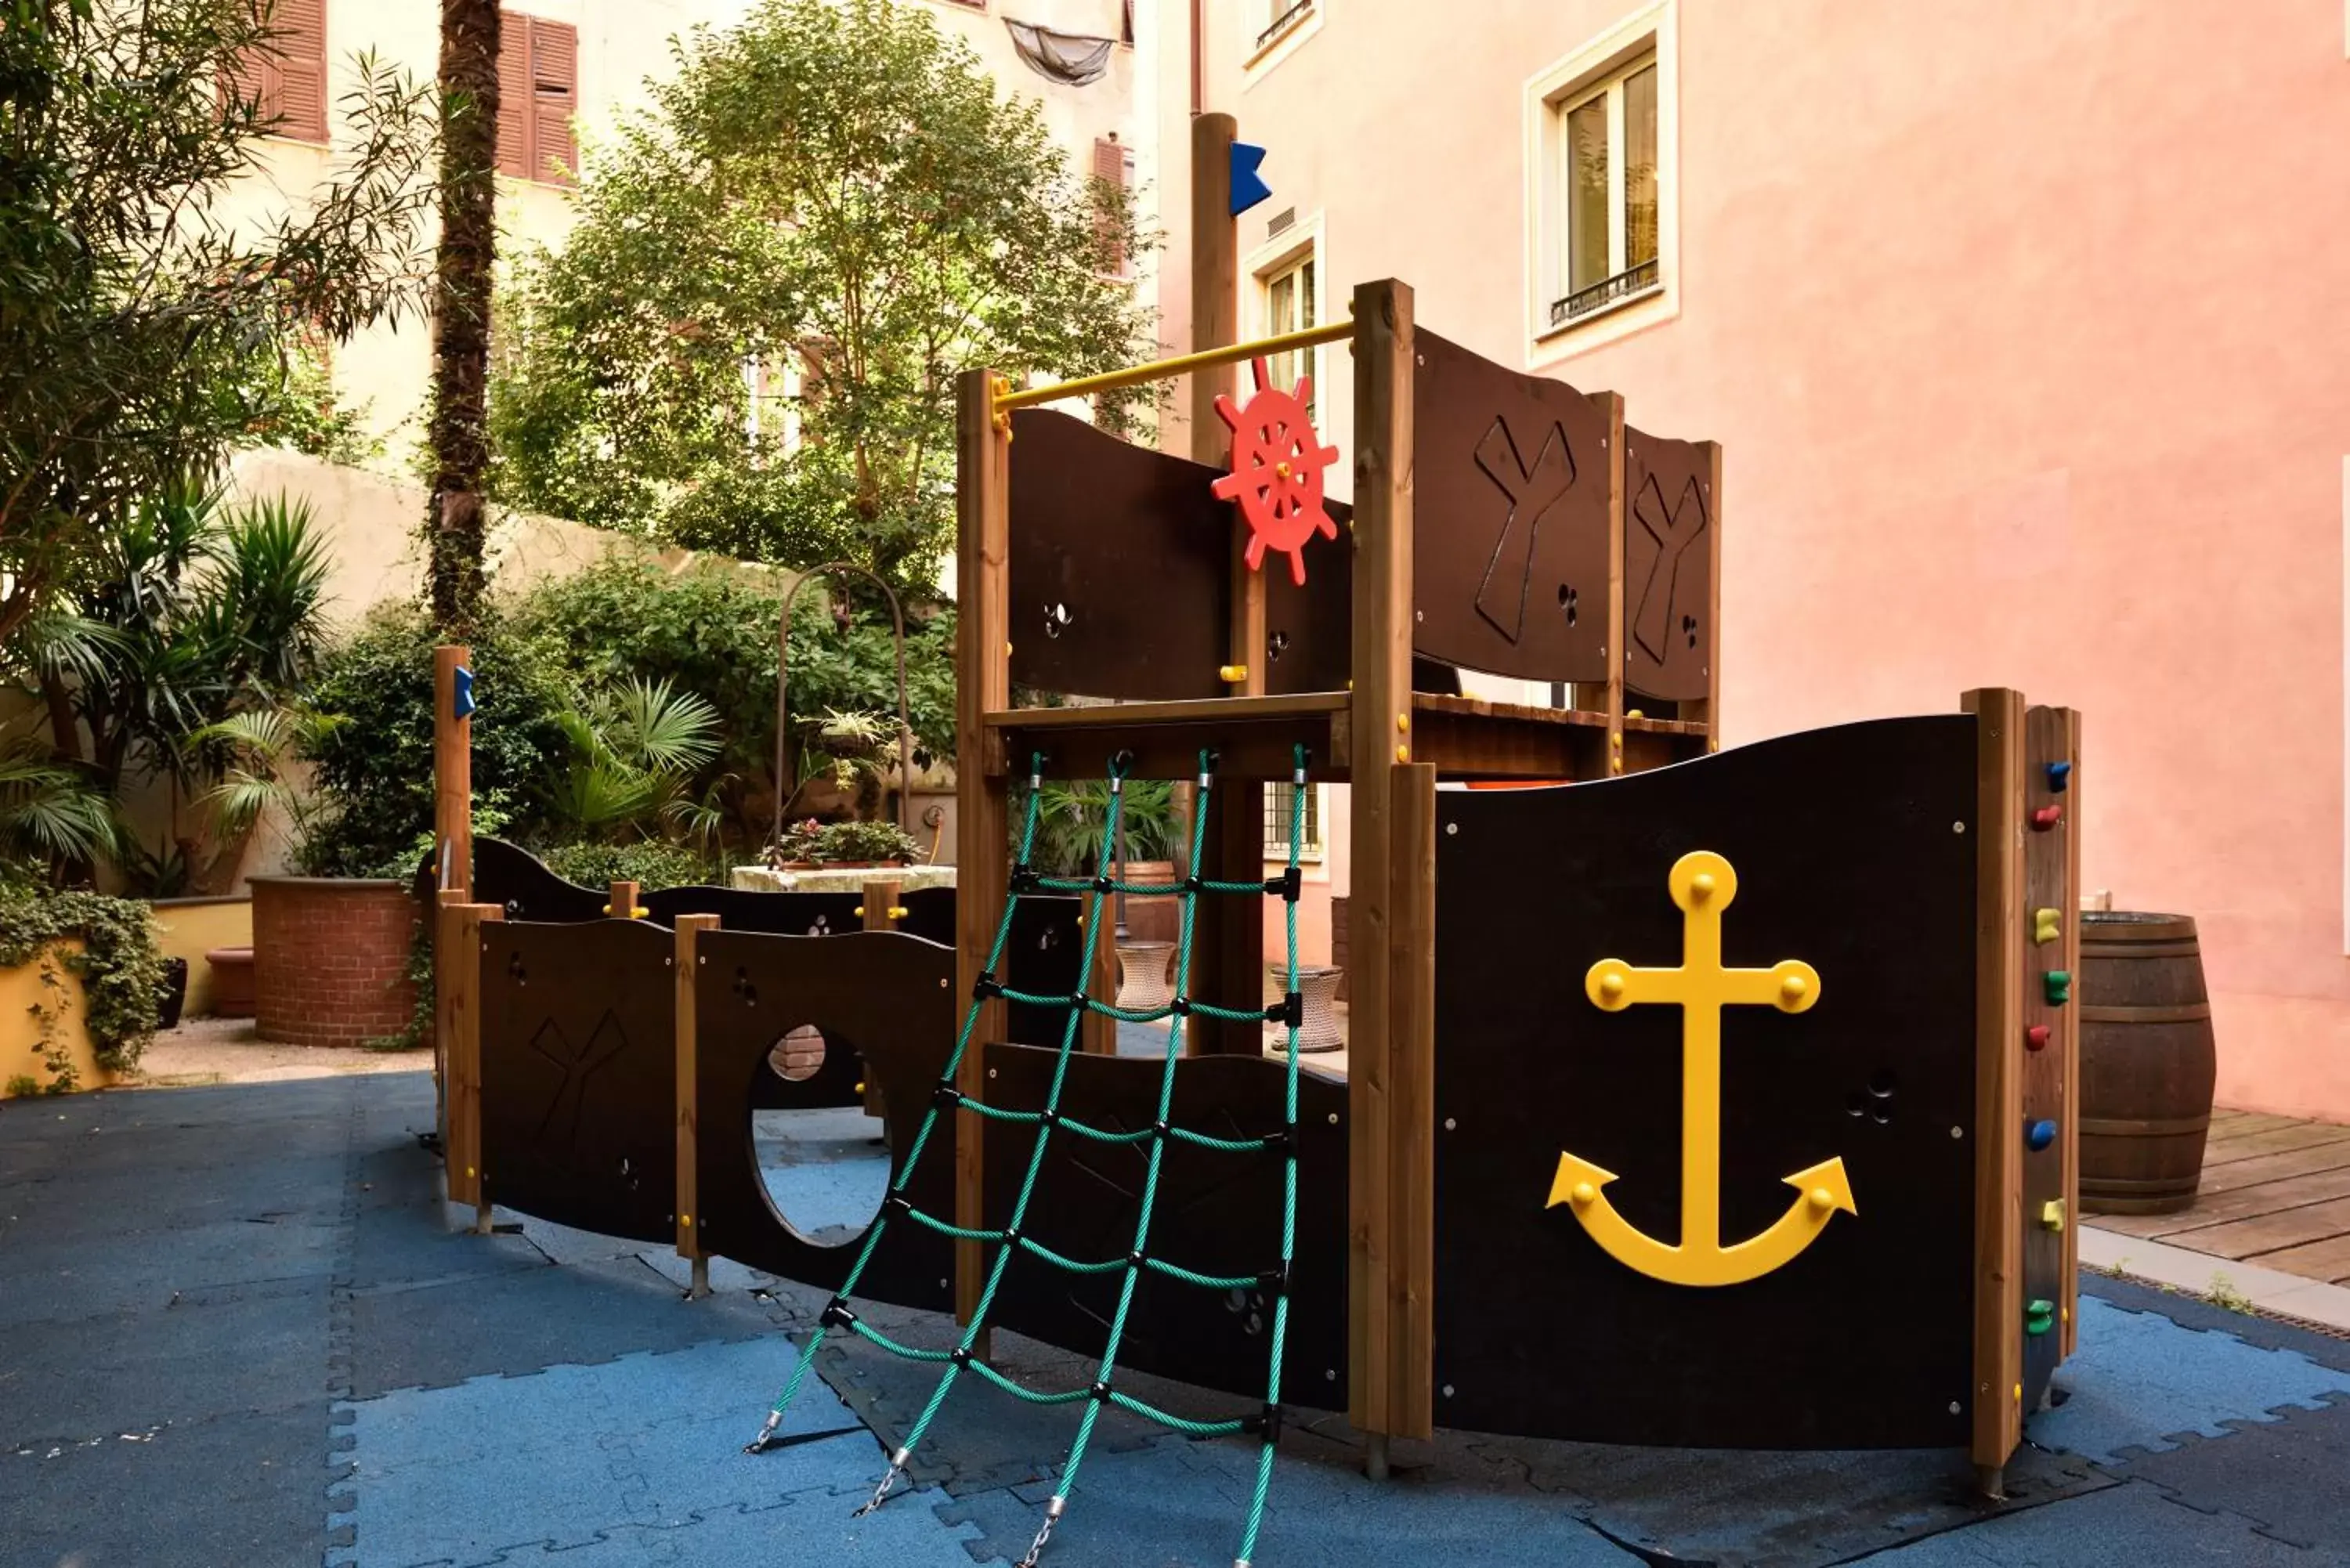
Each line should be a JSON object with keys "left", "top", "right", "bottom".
{"left": 490, "top": 0, "right": 1158, "bottom": 594}
{"left": 0, "top": 0, "right": 439, "bottom": 650}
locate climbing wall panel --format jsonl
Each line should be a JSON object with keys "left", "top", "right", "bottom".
{"left": 479, "top": 916, "right": 680, "bottom": 1245}
{"left": 2020, "top": 706, "right": 2081, "bottom": 1404}
{"left": 1430, "top": 716, "right": 1979, "bottom": 1447}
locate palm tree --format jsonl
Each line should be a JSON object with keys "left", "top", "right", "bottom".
{"left": 427, "top": 1, "right": 502, "bottom": 634}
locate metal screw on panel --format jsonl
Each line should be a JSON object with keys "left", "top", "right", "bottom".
{"left": 1953, "top": 822, "right": 1967, "bottom": 834}
{"left": 1950, "top": 1126, "right": 1964, "bottom": 1140}
{"left": 1948, "top": 1401, "right": 1961, "bottom": 1415}
{"left": 1445, "top": 823, "right": 1458, "bottom": 836}
{"left": 1442, "top": 1384, "right": 1455, "bottom": 1398}
{"left": 1327, "top": 1112, "right": 1339, "bottom": 1125}
{"left": 1444, "top": 1118, "right": 1457, "bottom": 1131}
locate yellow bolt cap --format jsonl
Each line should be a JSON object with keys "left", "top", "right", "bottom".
{"left": 1808, "top": 1187, "right": 1835, "bottom": 1212}
{"left": 1690, "top": 872, "right": 1716, "bottom": 901}
{"left": 1571, "top": 1182, "right": 1598, "bottom": 1207}
{"left": 1396, "top": 744, "right": 1410, "bottom": 762}
{"left": 1599, "top": 972, "right": 1626, "bottom": 1001}
{"left": 1781, "top": 974, "right": 1810, "bottom": 1003}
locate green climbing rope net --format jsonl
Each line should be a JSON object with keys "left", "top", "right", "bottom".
{"left": 747, "top": 746, "right": 1312, "bottom": 1568}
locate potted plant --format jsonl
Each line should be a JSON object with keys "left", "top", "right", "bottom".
{"left": 812, "top": 818, "right": 922, "bottom": 868}
{"left": 1027, "top": 779, "right": 1182, "bottom": 939}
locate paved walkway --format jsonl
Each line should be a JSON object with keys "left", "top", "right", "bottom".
{"left": 7, "top": 1073, "right": 2350, "bottom": 1567}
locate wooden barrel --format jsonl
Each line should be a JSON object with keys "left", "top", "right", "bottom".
{"left": 2078, "top": 912, "right": 2218, "bottom": 1215}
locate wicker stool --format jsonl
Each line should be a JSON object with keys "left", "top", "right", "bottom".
{"left": 1116, "top": 940, "right": 1177, "bottom": 1012}
{"left": 1267, "top": 963, "right": 1346, "bottom": 1053}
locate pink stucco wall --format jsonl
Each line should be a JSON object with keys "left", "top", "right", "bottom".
{"left": 1169, "top": 2, "right": 2350, "bottom": 1119}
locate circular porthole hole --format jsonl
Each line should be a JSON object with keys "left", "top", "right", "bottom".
{"left": 751, "top": 1024, "right": 891, "bottom": 1248}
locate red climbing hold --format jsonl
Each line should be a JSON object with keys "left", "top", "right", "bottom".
{"left": 2030, "top": 804, "right": 2063, "bottom": 831}
{"left": 2026, "top": 1024, "right": 2051, "bottom": 1051}
{"left": 1212, "top": 356, "right": 1342, "bottom": 587}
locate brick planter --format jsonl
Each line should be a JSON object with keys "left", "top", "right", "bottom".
{"left": 250, "top": 877, "right": 421, "bottom": 1047}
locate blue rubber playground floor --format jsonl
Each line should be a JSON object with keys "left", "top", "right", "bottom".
{"left": 6, "top": 1071, "right": 2350, "bottom": 1567}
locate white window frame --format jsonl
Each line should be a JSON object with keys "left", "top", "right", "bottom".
{"left": 1523, "top": 0, "right": 1679, "bottom": 367}
{"left": 1245, "top": 213, "right": 1325, "bottom": 417}
{"left": 1242, "top": 0, "right": 1323, "bottom": 83}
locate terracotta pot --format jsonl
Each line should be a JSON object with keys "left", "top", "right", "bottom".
{"left": 1119, "top": 860, "right": 1180, "bottom": 943}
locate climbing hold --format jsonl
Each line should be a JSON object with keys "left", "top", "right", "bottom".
{"left": 855, "top": 1082, "right": 866, "bottom": 1097}
{"left": 2044, "top": 970, "right": 2071, "bottom": 1005}
{"left": 2024, "top": 1299, "right": 2055, "bottom": 1337}
{"left": 2045, "top": 761, "right": 2072, "bottom": 793}
{"left": 2026, "top": 1024, "right": 2051, "bottom": 1051}
{"left": 2040, "top": 1199, "right": 2066, "bottom": 1233}
{"left": 2034, "top": 908, "right": 2061, "bottom": 945}
{"left": 2030, "top": 804, "right": 2063, "bottom": 831}
{"left": 2025, "top": 1118, "right": 2057, "bottom": 1152}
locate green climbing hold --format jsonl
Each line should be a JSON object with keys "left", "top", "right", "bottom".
{"left": 2044, "top": 970, "right": 2071, "bottom": 1005}
{"left": 2025, "top": 1299, "right": 2055, "bottom": 1336}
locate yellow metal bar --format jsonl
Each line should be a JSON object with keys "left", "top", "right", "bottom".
{"left": 992, "top": 317, "right": 1358, "bottom": 413}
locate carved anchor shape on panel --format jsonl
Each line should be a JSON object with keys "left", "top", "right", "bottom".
{"left": 1472, "top": 417, "right": 1575, "bottom": 645}
{"left": 1632, "top": 472, "right": 1708, "bottom": 665}
{"left": 1548, "top": 851, "right": 1854, "bottom": 1287}
{"left": 524, "top": 1010, "right": 631, "bottom": 1157}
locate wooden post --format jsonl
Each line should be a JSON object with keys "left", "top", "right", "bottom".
{"left": 954, "top": 367, "right": 1013, "bottom": 1333}
{"left": 1694, "top": 442, "right": 1723, "bottom": 746}
{"left": 1084, "top": 905, "right": 1120, "bottom": 1056}
{"left": 1386, "top": 762, "right": 1437, "bottom": 1442}
{"left": 860, "top": 881, "right": 902, "bottom": 1112}
{"left": 1185, "top": 110, "right": 1266, "bottom": 1057}
{"left": 432, "top": 644, "right": 472, "bottom": 1142}
{"left": 433, "top": 645, "right": 473, "bottom": 898}
{"left": 1585, "top": 393, "right": 1628, "bottom": 765}
{"left": 607, "top": 880, "right": 642, "bottom": 919}
{"left": 437, "top": 895, "right": 501, "bottom": 1234}
{"left": 1962, "top": 686, "right": 2026, "bottom": 1494}
{"left": 1347, "top": 278, "right": 1423, "bottom": 1457}
{"left": 674, "top": 912, "right": 718, "bottom": 1296}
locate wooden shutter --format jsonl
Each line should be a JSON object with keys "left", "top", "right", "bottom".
{"left": 495, "top": 11, "right": 530, "bottom": 178}
{"left": 528, "top": 19, "right": 578, "bottom": 183}
{"left": 1092, "top": 135, "right": 1129, "bottom": 274}
{"left": 274, "top": 0, "right": 327, "bottom": 143}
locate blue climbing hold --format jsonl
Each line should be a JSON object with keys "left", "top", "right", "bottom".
{"left": 2026, "top": 1118, "right": 2058, "bottom": 1152}
{"left": 453, "top": 665, "right": 476, "bottom": 721}
{"left": 1231, "top": 141, "right": 1272, "bottom": 217}
{"left": 2046, "top": 760, "right": 2072, "bottom": 793}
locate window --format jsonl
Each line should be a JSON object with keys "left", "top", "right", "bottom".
{"left": 1244, "top": 0, "right": 1322, "bottom": 75}
{"left": 1092, "top": 135, "right": 1135, "bottom": 275}
{"left": 225, "top": 0, "right": 327, "bottom": 145}
{"left": 497, "top": 13, "right": 578, "bottom": 185}
{"left": 1250, "top": 0, "right": 1315, "bottom": 56}
{"left": 1525, "top": 2, "right": 1677, "bottom": 354}
{"left": 1257, "top": 248, "right": 1318, "bottom": 419}
{"left": 1266, "top": 786, "right": 1325, "bottom": 863}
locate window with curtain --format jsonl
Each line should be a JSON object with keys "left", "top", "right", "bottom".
{"left": 1259, "top": 250, "right": 1318, "bottom": 420}
{"left": 1552, "top": 52, "right": 1660, "bottom": 329}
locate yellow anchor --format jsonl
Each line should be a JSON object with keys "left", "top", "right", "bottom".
{"left": 1548, "top": 849, "right": 1856, "bottom": 1287}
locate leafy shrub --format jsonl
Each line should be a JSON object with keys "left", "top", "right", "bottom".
{"left": 295, "top": 603, "right": 566, "bottom": 877}
{"left": 812, "top": 819, "right": 921, "bottom": 865}
{"left": 0, "top": 888, "right": 168, "bottom": 1079}
{"left": 538, "top": 840, "right": 717, "bottom": 891}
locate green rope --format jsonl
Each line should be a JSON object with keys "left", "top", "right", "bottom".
{"left": 751, "top": 745, "right": 1313, "bottom": 1568}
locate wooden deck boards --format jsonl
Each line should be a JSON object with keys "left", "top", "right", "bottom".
{"left": 2090, "top": 1110, "right": 2350, "bottom": 1284}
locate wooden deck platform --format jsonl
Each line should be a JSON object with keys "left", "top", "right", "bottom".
{"left": 2088, "top": 1108, "right": 2350, "bottom": 1285}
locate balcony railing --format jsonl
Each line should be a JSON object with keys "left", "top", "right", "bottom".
{"left": 1256, "top": 0, "right": 1314, "bottom": 51}
{"left": 1549, "top": 257, "right": 1660, "bottom": 329}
